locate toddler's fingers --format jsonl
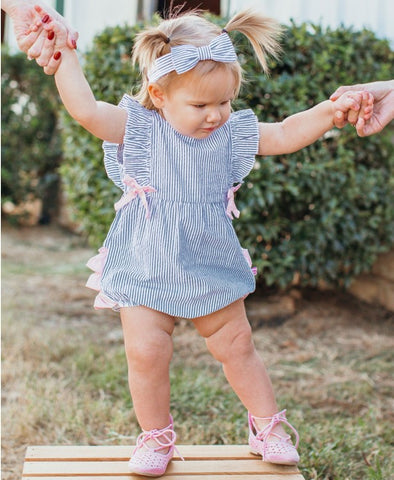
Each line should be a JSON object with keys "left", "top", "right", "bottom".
{"left": 356, "top": 92, "right": 374, "bottom": 123}
{"left": 347, "top": 109, "right": 359, "bottom": 126}
{"left": 25, "top": 19, "right": 42, "bottom": 34}
{"left": 338, "top": 92, "right": 361, "bottom": 116}
{"left": 333, "top": 110, "right": 347, "bottom": 129}
{"left": 361, "top": 92, "right": 374, "bottom": 120}
{"left": 19, "top": 25, "right": 44, "bottom": 56}
{"left": 27, "top": 32, "right": 46, "bottom": 59}
{"left": 40, "top": 18, "right": 68, "bottom": 44}
{"left": 355, "top": 117, "right": 366, "bottom": 137}
{"left": 357, "top": 92, "right": 370, "bottom": 121}
{"left": 26, "top": 9, "right": 51, "bottom": 34}
{"left": 341, "top": 92, "right": 363, "bottom": 126}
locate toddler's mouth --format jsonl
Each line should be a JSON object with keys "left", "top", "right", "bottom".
{"left": 201, "top": 126, "right": 217, "bottom": 133}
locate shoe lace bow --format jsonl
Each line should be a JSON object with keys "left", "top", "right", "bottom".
{"left": 134, "top": 427, "right": 184, "bottom": 460}
{"left": 255, "top": 409, "right": 300, "bottom": 451}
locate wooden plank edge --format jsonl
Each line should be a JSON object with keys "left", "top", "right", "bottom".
{"left": 22, "top": 460, "right": 301, "bottom": 476}
{"left": 22, "top": 473, "right": 305, "bottom": 480}
{"left": 24, "top": 445, "right": 295, "bottom": 463}
{"left": 24, "top": 447, "right": 257, "bottom": 462}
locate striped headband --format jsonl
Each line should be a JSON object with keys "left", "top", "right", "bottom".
{"left": 148, "top": 32, "right": 238, "bottom": 83}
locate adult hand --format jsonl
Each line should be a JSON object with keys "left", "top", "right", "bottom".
{"left": 2, "top": 0, "right": 78, "bottom": 74}
{"left": 331, "top": 80, "right": 394, "bottom": 136}
{"left": 28, "top": 4, "right": 77, "bottom": 74}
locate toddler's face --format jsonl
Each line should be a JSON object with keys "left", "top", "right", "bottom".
{"left": 155, "top": 67, "right": 236, "bottom": 139}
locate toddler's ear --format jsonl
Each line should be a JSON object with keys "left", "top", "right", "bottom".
{"left": 148, "top": 84, "right": 166, "bottom": 109}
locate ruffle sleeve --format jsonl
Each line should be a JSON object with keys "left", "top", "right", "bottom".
{"left": 229, "top": 109, "right": 259, "bottom": 184}
{"left": 102, "top": 95, "right": 152, "bottom": 190}
{"left": 102, "top": 142, "right": 124, "bottom": 191}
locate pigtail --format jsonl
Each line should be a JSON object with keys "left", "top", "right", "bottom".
{"left": 224, "top": 9, "right": 283, "bottom": 74}
{"left": 132, "top": 27, "right": 173, "bottom": 109}
{"left": 132, "top": 27, "right": 172, "bottom": 76}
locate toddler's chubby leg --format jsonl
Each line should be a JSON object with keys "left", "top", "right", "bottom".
{"left": 121, "top": 306, "right": 178, "bottom": 476}
{"left": 192, "top": 299, "right": 279, "bottom": 417}
{"left": 192, "top": 299, "right": 299, "bottom": 465}
{"left": 120, "top": 306, "right": 176, "bottom": 431}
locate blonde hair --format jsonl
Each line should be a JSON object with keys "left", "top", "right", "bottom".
{"left": 132, "top": 9, "right": 283, "bottom": 110}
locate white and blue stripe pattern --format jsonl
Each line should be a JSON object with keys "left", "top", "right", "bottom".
{"left": 99, "top": 95, "right": 259, "bottom": 318}
{"left": 148, "top": 33, "right": 237, "bottom": 83}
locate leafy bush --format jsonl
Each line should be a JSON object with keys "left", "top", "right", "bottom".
{"left": 1, "top": 50, "right": 62, "bottom": 223}
{"left": 232, "top": 22, "right": 394, "bottom": 287}
{"left": 60, "top": 19, "right": 394, "bottom": 288}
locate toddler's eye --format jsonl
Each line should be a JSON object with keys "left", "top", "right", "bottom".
{"left": 193, "top": 104, "right": 205, "bottom": 108}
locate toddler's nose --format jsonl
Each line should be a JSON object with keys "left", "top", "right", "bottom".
{"left": 206, "top": 108, "right": 221, "bottom": 124}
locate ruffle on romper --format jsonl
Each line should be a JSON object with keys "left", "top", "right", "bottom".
{"left": 229, "top": 109, "right": 259, "bottom": 185}
{"left": 225, "top": 184, "right": 257, "bottom": 278}
{"left": 242, "top": 248, "right": 258, "bottom": 276}
{"left": 86, "top": 247, "right": 118, "bottom": 310}
{"left": 103, "top": 95, "right": 152, "bottom": 191}
{"left": 227, "top": 109, "right": 259, "bottom": 280}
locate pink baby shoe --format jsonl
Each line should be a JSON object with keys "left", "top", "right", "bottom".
{"left": 248, "top": 409, "right": 300, "bottom": 465}
{"left": 128, "top": 416, "right": 178, "bottom": 477}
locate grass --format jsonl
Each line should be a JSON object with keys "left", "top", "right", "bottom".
{"left": 2, "top": 225, "right": 393, "bottom": 480}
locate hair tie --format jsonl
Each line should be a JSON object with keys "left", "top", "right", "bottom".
{"left": 222, "top": 28, "right": 228, "bottom": 34}
{"left": 164, "top": 35, "right": 171, "bottom": 44}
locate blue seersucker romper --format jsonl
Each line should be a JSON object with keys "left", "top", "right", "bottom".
{"left": 86, "top": 95, "right": 259, "bottom": 318}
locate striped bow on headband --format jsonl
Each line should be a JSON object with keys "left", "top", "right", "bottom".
{"left": 148, "top": 32, "right": 238, "bottom": 83}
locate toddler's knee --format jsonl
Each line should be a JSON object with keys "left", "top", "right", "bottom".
{"left": 125, "top": 332, "right": 173, "bottom": 371}
{"left": 206, "top": 322, "right": 254, "bottom": 364}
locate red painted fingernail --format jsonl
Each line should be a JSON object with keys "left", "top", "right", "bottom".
{"left": 42, "top": 15, "right": 50, "bottom": 23}
{"left": 54, "top": 51, "right": 61, "bottom": 60}
{"left": 72, "top": 39, "right": 77, "bottom": 49}
{"left": 47, "top": 30, "right": 55, "bottom": 40}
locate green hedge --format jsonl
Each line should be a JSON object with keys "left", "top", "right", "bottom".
{"left": 1, "top": 50, "right": 62, "bottom": 223}
{"left": 60, "top": 19, "right": 394, "bottom": 289}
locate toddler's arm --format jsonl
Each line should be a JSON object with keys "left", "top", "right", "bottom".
{"left": 33, "top": 9, "right": 127, "bottom": 143}
{"left": 258, "top": 91, "right": 373, "bottom": 156}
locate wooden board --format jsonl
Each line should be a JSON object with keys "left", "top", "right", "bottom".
{"left": 23, "top": 445, "right": 305, "bottom": 479}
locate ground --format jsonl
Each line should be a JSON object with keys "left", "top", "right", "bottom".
{"left": 2, "top": 224, "right": 393, "bottom": 479}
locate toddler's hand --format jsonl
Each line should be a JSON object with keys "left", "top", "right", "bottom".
{"left": 347, "top": 91, "right": 374, "bottom": 125}
{"left": 333, "top": 91, "right": 374, "bottom": 136}
{"left": 331, "top": 91, "right": 362, "bottom": 122}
